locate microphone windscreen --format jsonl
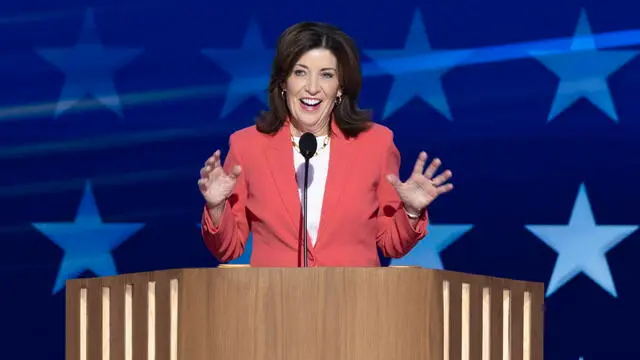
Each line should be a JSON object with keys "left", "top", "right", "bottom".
{"left": 299, "top": 132, "right": 318, "bottom": 160}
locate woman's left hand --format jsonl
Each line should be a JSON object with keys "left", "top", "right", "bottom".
{"left": 386, "top": 151, "right": 454, "bottom": 215}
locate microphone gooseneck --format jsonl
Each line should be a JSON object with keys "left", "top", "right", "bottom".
{"left": 298, "top": 132, "right": 317, "bottom": 267}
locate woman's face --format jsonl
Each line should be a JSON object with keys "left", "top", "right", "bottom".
{"left": 284, "top": 48, "right": 342, "bottom": 135}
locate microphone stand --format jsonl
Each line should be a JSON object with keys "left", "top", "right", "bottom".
{"left": 298, "top": 131, "right": 316, "bottom": 268}
{"left": 302, "top": 158, "right": 310, "bottom": 268}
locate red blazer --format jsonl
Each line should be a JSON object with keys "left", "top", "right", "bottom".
{"left": 201, "top": 120, "right": 429, "bottom": 267}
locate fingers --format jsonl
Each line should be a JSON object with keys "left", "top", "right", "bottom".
{"left": 198, "top": 149, "right": 242, "bottom": 187}
{"left": 200, "top": 150, "right": 222, "bottom": 178}
{"left": 436, "top": 183, "right": 454, "bottom": 195}
{"left": 431, "top": 169, "right": 452, "bottom": 186}
{"left": 204, "top": 150, "right": 221, "bottom": 169}
{"left": 199, "top": 151, "right": 222, "bottom": 193}
{"left": 197, "top": 178, "right": 208, "bottom": 192}
{"left": 423, "top": 158, "right": 441, "bottom": 179}
{"left": 199, "top": 166, "right": 209, "bottom": 178}
{"left": 411, "top": 151, "right": 428, "bottom": 175}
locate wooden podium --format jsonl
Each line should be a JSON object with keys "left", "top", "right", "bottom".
{"left": 66, "top": 266, "right": 544, "bottom": 360}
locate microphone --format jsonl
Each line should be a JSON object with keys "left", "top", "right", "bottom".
{"left": 299, "top": 132, "right": 317, "bottom": 160}
{"left": 298, "top": 132, "right": 317, "bottom": 268}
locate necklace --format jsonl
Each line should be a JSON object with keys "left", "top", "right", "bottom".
{"left": 291, "top": 135, "right": 330, "bottom": 157}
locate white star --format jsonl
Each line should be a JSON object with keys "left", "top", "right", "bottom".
{"left": 525, "top": 183, "right": 638, "bottom": 297}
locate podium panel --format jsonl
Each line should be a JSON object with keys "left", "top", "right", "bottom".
{"left": 66, "top": 267, "right": 544, "bottom": 360}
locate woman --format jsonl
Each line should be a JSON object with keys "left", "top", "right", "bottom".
{"left": 198, "top": 21, "right": 453, "bottom": 267}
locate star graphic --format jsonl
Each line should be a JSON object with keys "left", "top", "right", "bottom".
{"left": 32, "top": 182, "right": 145, "bottom": 294}
{"left": 202, "top": 18, "right": 272, "bottom": 118}
{"left": 525, "top": 183, "right": 638, "bottom": 298}
{"left": 530, "top": 9, "right": 639, "bottom": 123}
{"left": 229, "top": 233, "right": 252, "bottom": 264}
{"left": 390, "top": 224, "right": 473, "bottom": 269}
{"left": 36, "top": 8, "right": 144, "bottom": 118}
{"left": 363, "top": 9, "right": 471, "bottom": 120}
{"left": 196, "top": 223, "right": 252, "bottom": 264}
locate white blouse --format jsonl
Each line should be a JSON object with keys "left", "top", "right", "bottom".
{"left": 291, "top": 135, "right": 330, "bottom": 247}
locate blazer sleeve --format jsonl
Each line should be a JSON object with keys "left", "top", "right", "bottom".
{"left": 200, "top": 133, "right": 250, "bottom": 262}
{"left": 375, "top": 131, "right": 429, "bottom": 258}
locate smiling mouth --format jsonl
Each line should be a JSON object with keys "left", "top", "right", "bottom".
{"left": 299, "top": 98, "right": 322, "bottom": 107}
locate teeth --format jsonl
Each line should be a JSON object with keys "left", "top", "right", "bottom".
{"left": 300, "top": 98, "right": 321, "bottom": 106}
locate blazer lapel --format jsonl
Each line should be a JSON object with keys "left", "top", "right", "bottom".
{"left": 263, "top": 124, "right": 302, "bottom": 234}
{"left": 315, "top": 124, "right": 357, "bottom": 246}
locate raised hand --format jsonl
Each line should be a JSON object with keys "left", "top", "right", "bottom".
{"left": 198, "top": 150, "right": 242, "bottom": 209}
{"left": 386, "top": 151, "right": 453, "bottom": 214}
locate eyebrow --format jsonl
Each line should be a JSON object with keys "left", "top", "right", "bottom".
{"left": 295, "top": 63, "right": 337, "bottom": 72}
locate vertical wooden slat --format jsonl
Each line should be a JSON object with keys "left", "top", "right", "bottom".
{"left": 80, "top": 287, "right": 87, "bottom": 360}
{"left": 87, "top": 281, "right": 103, "bottom": 360}
{"left": 148, "top": 281, "right": 156, "bottom": 360}
{"left": 102, "top": 286, "right": 110, "bottom": 360}
{"left": 510, "top": 285, "right": 524, "bottom": 360}
{"left": 449, "top": 279, "right": 462, "bottom": 360}
{"left": 155, "top": 274, "right": 171, "bottom": 360}
{"left": 443, "top": 280, "right": 450, "bottom": 360}
{"left": 66, "top": 282, "right": 81, "bottom": 360}
{"left": 482, "top": 287, "right": 491, "bottom": 360}
{"left": 522, "top": 290, "right": 531, "bottom": 360}
{"left": 490, "top": 279, "right": 503, "bottom": 360}
{"left": 110, "top": 278, "right": 125, "bottom": 360}
{"left": 502, "top": 289, "right": 511, "bottom": 360}
{"left": 461, "top": 283, "right": 471, "bottom": 360}
{"left": 170, "top": 278, "right": 179, "bottom": 360}
{"left": 132, "top": 276, "right": 149, "bottom": 360}
{"left": 530, "top": 285, "right": 545, "bottom": 360}
{"left": 469, "top": 283, "right": 484, "bottom": 360}
{"left": 125, "top": 284, "right": 133, "bottom": 360}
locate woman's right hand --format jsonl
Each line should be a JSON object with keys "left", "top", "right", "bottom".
{"left": 198, "top": 150, "right": 242, "bottom": 209}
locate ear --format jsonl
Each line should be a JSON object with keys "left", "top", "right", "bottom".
{"left": 337, "top": 89, "right": 343, "bottom": 97}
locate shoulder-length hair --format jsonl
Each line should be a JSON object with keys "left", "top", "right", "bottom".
{"left": 255, "top": 21, "right": 372, "bottom": 138}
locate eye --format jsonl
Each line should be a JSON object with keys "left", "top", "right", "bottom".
{"left": 321, "top": 72, "right": 334, "bottom": 79}
{"left": 293, "top": 69, "right": 306, "bottom": 76}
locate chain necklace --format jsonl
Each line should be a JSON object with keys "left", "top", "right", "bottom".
{"left": 291, "top": 135, "right": 330, "bottom": 158}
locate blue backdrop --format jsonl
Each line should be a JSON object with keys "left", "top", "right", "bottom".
{"left": 1, "top": 0, "right": 639, "bottom": 358}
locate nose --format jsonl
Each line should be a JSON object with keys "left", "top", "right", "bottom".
{"left": 305, "top": 76, "right": 320, "bottom": 95}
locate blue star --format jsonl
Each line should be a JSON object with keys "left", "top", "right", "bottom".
{"left": 391, "top": 224, "right": 473, "bottom": 269}
{"left": 202, "top": 18, "right": 272, "bottom": 118}
{"left": 36, "top": 8, "right": 143, "bottom": 118}
{"left": 530, "top": 9, "right": 639, "bottom": 123}
{"left": 363, "top": 10, "right": 471, "bottom": 120}
{"left": 32, "top": 182, "right": 145, "bottom": 294}
{"left": 196, "top": 223, "right": 252, "bottom": 264}
{"left": 525, "top": 183, "right": 638, "bottom": 298}
{"left": 229, "top": 233, "right": 252, "bottom": 264}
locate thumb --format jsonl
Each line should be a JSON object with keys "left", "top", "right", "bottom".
{"left": 386, "top": 174, "right": 401, "bottom": 188}
{"left": 229, "top": 165, "right": 242, "bottom": 179}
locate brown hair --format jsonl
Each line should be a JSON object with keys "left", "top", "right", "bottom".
{"left": 255, "top": 21, "right": 372, "bottom": 138}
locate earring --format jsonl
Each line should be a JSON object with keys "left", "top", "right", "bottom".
{"left": 336, "top": 95, "right": 342, "bottom": 104}
{"left": 281, "top": 89, "right": 286, "bottom": 97}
